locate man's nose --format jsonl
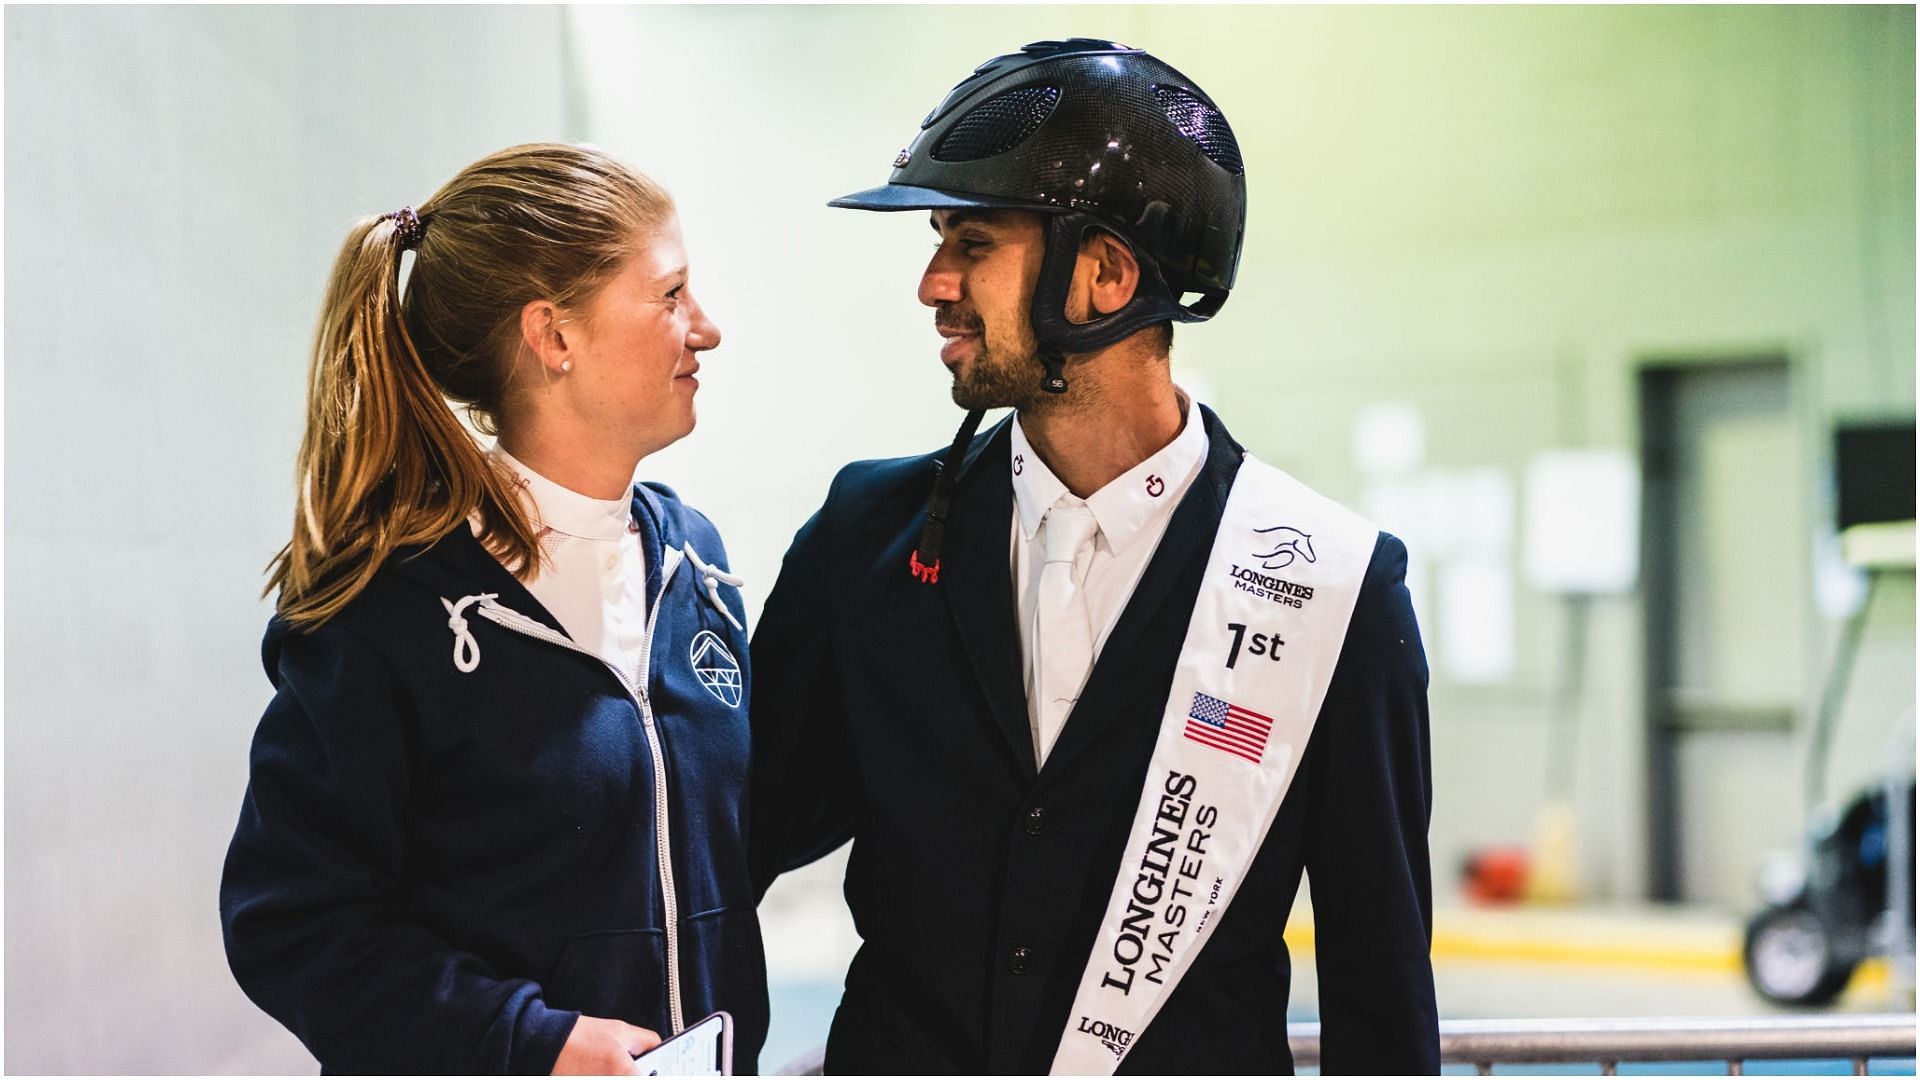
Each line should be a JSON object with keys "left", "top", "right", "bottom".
{"left": 918, "top": 249, "right": 962, "bottom": 309}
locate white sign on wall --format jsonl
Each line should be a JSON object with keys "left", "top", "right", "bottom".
{"left": 1522, "top": 450, "right": 1641, "bottom": 595}
{"left": 1439, "top": 558, "right": 1516, "bottom": 684}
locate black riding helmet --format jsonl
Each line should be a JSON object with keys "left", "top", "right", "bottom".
{"left": 831, "top": 38, "right": 1248, "bottom": 584}
{"left": 831, "top": 37, "right": 1248, "bottom": 381}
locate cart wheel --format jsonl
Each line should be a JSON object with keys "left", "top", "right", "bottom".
{"left": 1743, "top": 904, "right": 1856, "bottom": 1006}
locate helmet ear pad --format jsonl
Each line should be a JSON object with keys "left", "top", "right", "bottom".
{"left": 1028, "top": 212, "right": 1228, "bottom": 363}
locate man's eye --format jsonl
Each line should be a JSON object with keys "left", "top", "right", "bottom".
{"left": 665, "top": 284, "right": 684, "bottom": 300}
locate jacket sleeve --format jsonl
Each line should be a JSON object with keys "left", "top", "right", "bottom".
{"left": 747, "top": 477, "right": 863, "bottom": 898}
{"left": 1304, "top": 532, "right": 1440, "bottom": 1074}
{"left": 219, "top": 621, "right": 579, "bottom": 1074}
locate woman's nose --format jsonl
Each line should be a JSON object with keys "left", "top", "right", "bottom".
{"left": 686, "top": 293, "right": 722, "bottom": 352}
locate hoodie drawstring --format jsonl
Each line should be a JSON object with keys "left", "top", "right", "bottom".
{"left": 442, "top": 593, "right": 498, "bottom": 673}
{"left": 681, "top": 542, "right": 746, "bottom": 632}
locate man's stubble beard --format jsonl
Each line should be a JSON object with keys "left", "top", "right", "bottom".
{"left": 949, "top": 335, "right": 1061, "bottom": 414}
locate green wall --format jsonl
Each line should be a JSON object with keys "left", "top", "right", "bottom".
{"left": 583, "top": 4, "right": 1914, "bottom": 904}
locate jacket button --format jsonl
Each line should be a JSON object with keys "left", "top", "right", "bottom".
{"left": 1025, "top": 806, "right": 1047, "bottom": 835}
{"left": 1009, "top": 946, "right": 1033, "bottom": 974}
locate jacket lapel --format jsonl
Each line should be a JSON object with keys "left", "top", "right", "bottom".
{"left": 935, "top": 418, "right": 1040, "bottom": 781}
{"left": 629, "top": 483, "right": 672, "bottom": 620}
{"left": 1039, "top": 406, "right": 1245, "bottom": 780}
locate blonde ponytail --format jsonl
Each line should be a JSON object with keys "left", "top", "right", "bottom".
{"left": 267, "top": 144, "right": 672, "bottom": 630}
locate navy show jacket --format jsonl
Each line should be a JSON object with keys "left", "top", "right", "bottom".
{"left": 750, "top": 406, "right": 1439, "bottom": 1074}
{"left": 221, "top": 482, "right": 768, "bottom": 1074}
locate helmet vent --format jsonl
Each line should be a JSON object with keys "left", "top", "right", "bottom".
{"left": 1153, "top": 85, "right": 1244, "bottom": 175}
{"left": 933, "top": 85, "right": 1061, "bottom": 162}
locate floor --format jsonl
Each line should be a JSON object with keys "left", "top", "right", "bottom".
{"left": 757, "top": 850, "right": 1917, "bottom": 1074}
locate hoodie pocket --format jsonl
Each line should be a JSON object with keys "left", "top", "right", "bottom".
{"left": 544, "top": 928, "right": 668, "bottom": 1031}
{"left": 677, "top": 906, "right": 769, "bottom": 1068}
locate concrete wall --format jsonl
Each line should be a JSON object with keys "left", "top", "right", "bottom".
{"left": 4, "top": 6, "right": 572, "bottom": 1072}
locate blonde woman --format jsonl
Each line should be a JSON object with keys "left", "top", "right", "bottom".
{"left": 220, "top": 144, "right": 765, "bottom": 1074}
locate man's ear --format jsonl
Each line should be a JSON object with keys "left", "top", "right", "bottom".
{"left": 1067, "top": 229, "right": 1142, "bottom": 323}
{"left": 517, "top": 299, "right": 576, "bottom": 375}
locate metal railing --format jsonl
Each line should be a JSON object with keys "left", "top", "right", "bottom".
{"left": 1288, "top": 1014, "right": 1917, "bottom": 1075}
{"left": 779, "top": 1014, "right": 1916, "bottom": 1074}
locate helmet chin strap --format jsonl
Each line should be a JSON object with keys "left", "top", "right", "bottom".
{"left": 907, "top": 406, "right": 988, "bottom": 584}
{"left": 1037, "top": 348, "right": 1070, "bottom": 396}
{"left": 1027, "top": 212, "right": 1228, "bottom": 394}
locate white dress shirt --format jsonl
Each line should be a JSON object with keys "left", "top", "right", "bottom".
{"left": 1011, "top": 398, "right": 1210, "bottom": 767}
{"left": 488, "top": 445, "right": 650, "bottom": 687}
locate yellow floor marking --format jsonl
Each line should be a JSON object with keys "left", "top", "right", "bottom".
{"left": 1283, "top": 923, "right": 1895, "bottom": 988}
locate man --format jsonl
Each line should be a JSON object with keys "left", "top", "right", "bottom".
{"left": 751, "top": 38, "right": 1438, "bottom": 1074}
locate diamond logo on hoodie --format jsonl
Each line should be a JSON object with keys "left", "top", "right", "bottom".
{"left": 690, "top": 630, "right": 743, "bottom": 709}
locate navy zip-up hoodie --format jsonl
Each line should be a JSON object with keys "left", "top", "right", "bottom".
{"left": 220, "top": 482, "right": 767, "bottom": 1074}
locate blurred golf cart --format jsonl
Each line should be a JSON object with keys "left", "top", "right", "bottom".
{"left": 1743, "top": 422, "right": 1916, "bottom": 1007}
{"left": 1745, "top": 776, "right": 1915, "bottom": 1006}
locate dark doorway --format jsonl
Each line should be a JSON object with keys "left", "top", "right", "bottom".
{"left": 1640, "top": 357, "right": 1807, "bottom": 904}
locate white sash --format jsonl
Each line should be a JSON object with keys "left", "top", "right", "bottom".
{"left": 1050, "top": 454, "right": 1376, "bottom": 1074}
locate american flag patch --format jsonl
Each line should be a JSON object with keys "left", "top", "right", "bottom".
{"left": 1183, "top": 691, "right": 1275, "bottom": 764}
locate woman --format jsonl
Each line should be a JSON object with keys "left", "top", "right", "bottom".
{"left": 220, "top": 144, "right": 766, "bottom": 1074}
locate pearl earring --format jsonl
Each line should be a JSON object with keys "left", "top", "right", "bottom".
{"left": 560, "top": 360, "right": 572, "bottom": 373}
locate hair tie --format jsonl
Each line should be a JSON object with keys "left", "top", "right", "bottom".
{"left": 385, "top": 206, "right": 425, "bottom": 251}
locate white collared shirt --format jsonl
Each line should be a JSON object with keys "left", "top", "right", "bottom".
{"left": 1010, "top": 399, "right": 1210, "bottom": 766}
{"left": 488, "top": 445, "right": 650, "bottom": 687}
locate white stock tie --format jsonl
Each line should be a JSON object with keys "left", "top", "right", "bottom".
{"left": 1032, "top": 501, "right": 1101, "bottom": 766}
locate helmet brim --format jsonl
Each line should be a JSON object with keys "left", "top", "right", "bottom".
{"left": 828, "top": 183, "right": 1069, "bottom": 213}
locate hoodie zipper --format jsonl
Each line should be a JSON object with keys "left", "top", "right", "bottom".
{"left": 470, "top": 546, "right": 689, "bottom": 1035}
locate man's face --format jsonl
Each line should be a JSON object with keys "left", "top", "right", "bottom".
{"left": 919, "top": 208, "right": 1048, "bottom": 411}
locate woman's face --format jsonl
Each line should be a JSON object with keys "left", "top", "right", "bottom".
{"left": 565, "top": 215, "right": 721, "bottom": 458}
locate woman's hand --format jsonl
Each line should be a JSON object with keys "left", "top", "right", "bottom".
{"left": 552, "top": 1015, "right": 662, "bottom": 1075}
